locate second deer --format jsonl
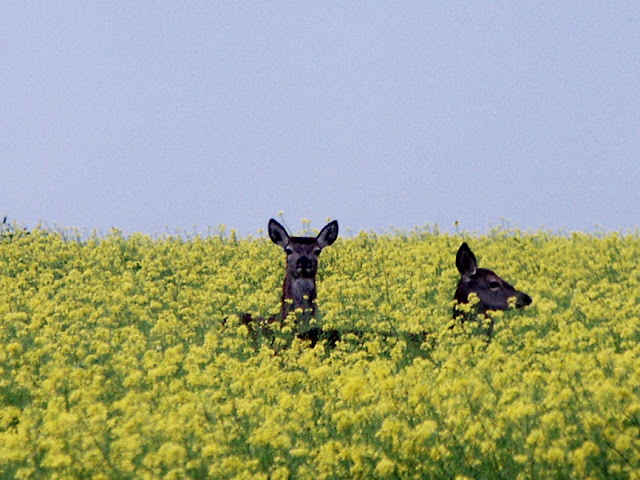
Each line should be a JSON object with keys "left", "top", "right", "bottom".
{"left": 454, "top": 242, "right": 532, "bottom": 336}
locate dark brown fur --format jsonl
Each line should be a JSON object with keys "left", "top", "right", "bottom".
{"left": 241, "top": 218, "right": 338, "bottom": 347}
{"left": 454, "top": 242, "right": 532, "bottom": 336}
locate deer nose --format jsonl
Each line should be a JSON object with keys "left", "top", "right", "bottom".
{"left": 519, "top": 293, "right": 533, "bottom": 307}
{"left": 297, "top": 257, "right": 313, "bottom": 270}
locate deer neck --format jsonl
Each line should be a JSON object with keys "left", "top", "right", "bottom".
{"left": 281, "top": 275, "right": 317, "bottom": 330}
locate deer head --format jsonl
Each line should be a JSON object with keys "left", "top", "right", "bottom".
{"left": 454, "top": 242, "right": 532, "bottom": 315}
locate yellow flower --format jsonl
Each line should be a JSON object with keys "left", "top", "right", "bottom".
{"left": 374, "top": 456, "right": 395, "bottom": 477}
{"left": 2, "top": 225, "right": 640, "bottom": 478}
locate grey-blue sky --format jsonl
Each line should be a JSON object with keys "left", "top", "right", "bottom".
{"left": 2, "top": 2, "right": 639, "bottom": 236}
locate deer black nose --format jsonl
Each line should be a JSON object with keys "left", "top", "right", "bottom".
{"left": 519, "top": 293, "right": 532, "bottom": 307}
{"left": 297, "top": 257, "right": 313, "bottom": 270}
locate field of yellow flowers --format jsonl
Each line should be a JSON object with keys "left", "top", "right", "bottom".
{"left": 1, "top": 223, "right": 639, "bottom": 479}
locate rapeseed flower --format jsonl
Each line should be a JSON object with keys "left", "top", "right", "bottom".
{"left": 1, "top": 226, "right": 639, "bottom": 478}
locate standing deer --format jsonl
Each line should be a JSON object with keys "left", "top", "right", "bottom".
{"left": 454, "top": 242, "right": 532, "bottom": 336}
{"left": 240, "top": 218, "right": 339, "bottom": 347}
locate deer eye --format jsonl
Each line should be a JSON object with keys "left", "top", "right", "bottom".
{"left": 284, "top": 247, "right": 293, "bottom": 255}
{"left": 313, "top": 248, "right": 322, "bottom": 256}
{"left": 489, "top": 281, "right": 500, "bottom": 289}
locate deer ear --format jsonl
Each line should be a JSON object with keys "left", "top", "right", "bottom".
{"left": 268, "top": 219, "right": 289, "bottom": 247}
{"left": 317, "top": 220, "right": 338, "bottom": 248}
{"left": 456, "top": 242, "right": 477, "bottom": 276}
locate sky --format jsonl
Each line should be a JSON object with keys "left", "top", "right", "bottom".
{"left": 2, "top": 2, "right": 639, "bottom": 237}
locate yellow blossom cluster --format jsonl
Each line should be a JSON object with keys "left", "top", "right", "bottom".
{"left": 0, "top": 225, "right": 639, "bottom": 479}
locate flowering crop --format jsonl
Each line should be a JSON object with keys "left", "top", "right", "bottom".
{"left": 1, "top": 225, "right": 639, "bottom": 479}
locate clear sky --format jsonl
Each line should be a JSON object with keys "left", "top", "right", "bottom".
{"left": 2, "top": 2, "right": 639, "bottom": 236}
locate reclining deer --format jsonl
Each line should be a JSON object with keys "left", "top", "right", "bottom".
{"left": 241, "top": 218, "right": 338, "bottom": 346}
{"left": 453, "top": 242, "right": 532, "bottom": 336}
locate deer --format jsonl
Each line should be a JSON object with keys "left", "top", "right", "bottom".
{"left": 240, "top": 218, "right": 339, "bottom": 347}
{"left": 453, "top": 242, "right": 532, "bottom": 337}
{"left": 262, "top": 218, "right": 433, "bottom": 350}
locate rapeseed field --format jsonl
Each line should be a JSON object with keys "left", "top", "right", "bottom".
{"left": 1, "top": 224, "right": 639, "bottom": 479}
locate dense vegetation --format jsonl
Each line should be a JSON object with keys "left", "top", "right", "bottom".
{"left": 1, "top": 224, "right": 639, "bottom": 479}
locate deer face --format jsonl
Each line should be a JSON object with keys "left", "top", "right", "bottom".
{"left": 268, "top": 219, "right": 338, "bottom": 279}
{"left": 455, "top": 242, "right": 532, "bottom": 314}
{"left": 286, "top": 241, "right": 321, "bottom": 278}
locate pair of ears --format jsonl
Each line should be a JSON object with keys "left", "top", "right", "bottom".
{"left": 267, "top": 222, "right": 475, "bottom": 274}
{"left": 268, "top": 219, "right": 339, "bottom": 249}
